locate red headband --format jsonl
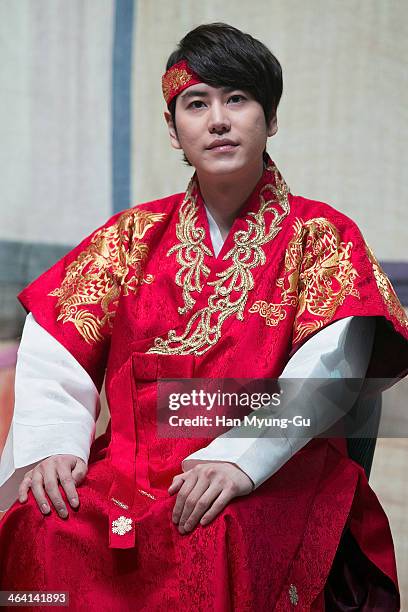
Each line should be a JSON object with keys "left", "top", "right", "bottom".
{"left": 161, "top": 60, "right": 202, "bottom": 107}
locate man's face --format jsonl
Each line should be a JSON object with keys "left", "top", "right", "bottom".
{"left": 165, "top": 83, "right": 277, "bottom": 176}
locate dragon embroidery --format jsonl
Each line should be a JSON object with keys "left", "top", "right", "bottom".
{"left": 365, "top": 243, "right": 408, "bottom": 329}
{"left": 49, "top": 209, "right": 165, "bottom": 343}
{"left": 250, "top": 217, "right": 360, "bottom": 343}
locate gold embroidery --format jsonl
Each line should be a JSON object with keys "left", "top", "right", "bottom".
{"left": 137, "top": 489, "right": 157, "bottom": 500}
{"left": 250, "top": 218, "right": 360, "bottom": 342}
{"left": 111, "top": 497, "right": 129, "bottom": 510}
{"left": 148, "top": 163, "right": 290, "bottom": 355}
{"left": 162, "top": 68, "right": 192, "bottom": 104}
{"left": 167, "top": 179, "right": 212, "bottom": 315}
{"left": 248, "top": 299, "right": 293, "bottom": 326}
{"left": 49, "top": 209, "right": 165, "bottom": 343}
{"left": 289, "top": 584, "right": 298, "bottom": 606}
{"left": 365, "top": 244, "right": 408, "bottom": 328}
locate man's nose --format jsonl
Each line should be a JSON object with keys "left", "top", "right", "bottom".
{"left": 208, "top": 102, "right": 231, "bottom": 134}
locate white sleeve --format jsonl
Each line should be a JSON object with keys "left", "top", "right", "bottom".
{"left": 181, "top": 316, "right": 376, "bottom": 489}
{"left": 0, "top": 313, "right": 100, "bottom": 511}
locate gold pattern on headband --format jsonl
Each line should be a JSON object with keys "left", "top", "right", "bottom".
{"left": 365, "top": 243, "right": 408, "bottom": 329}
{"left": 250, "top": 217, "right": 360, "bottom": 343}
{"left": 147, "top": 162, "right": 290, "bottom": 355}
{"left": 49, "top": 209, "right": 165, "bottom": 343}
{"left": 162, "top": 68, "right": 192, "bottom": 104}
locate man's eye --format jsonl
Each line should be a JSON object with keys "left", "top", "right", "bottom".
{"left": 228, "top": 95, "right": 245, "bottom": 103}
{"left": 188, "top": 100, "right": 205, "bottom": 109}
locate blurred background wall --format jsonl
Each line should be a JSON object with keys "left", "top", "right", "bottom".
{"left": 1, "top": 0, "right": 407, "bottom": 337}
{"left": 0, "top": 0, "right": 407, "bottom": 603}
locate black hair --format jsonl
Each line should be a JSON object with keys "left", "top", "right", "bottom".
{"left": 166, "top": 23, "right": 283, "bottom": 165}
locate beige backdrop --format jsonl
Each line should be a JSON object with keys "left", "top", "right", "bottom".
{"left": 0, "top": 0, "right": 114, "bottom": 245}
{"left": 131, "top": 0, "right": 407, "bottom": 260}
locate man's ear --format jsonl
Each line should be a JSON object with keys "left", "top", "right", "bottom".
{"left": 267, "top": 114, "right": 278, "bottom": 138}
{"left": 164, "top": 111, "right": 182, "bottom": 150}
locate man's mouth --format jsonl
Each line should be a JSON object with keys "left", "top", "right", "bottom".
{"left": 206, "top": 139, "right": 239, "bottom": 152}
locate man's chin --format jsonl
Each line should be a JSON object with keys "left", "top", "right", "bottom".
{"left": 196, "top": 157, "right": 246, "bottom": 177}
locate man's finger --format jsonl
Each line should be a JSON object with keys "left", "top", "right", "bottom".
{"left": 199, "top": 490, "right": 232, "bottom": 526}
{"left": 171, "top": 474, "right": 197, "bottom": 524}
{"left": 168, "top": 474, "right": 185, "bottom": 496}
{"left": 18, "top": 472, "right": 33, "bottom": 503}
{"left": 30, "top": 470, "right": 51, "bottom": 514}
{"left": 71, "top": 458, "right": 87, "bottom": 485}
{"left": 57, "top": 463, "right": 80, "bottom": 508}
{"left": 177, "top": 478, "right": 213, "bottom": 531}
{"left": 43, "top": 469, "right": 68, "bottom": 518}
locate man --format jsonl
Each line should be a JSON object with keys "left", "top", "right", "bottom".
{"left": 1, "top": 23, "right": 407, "bottom": 611}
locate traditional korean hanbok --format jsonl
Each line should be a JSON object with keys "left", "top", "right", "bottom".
{"left": 0, "top": 156, "right": 407, "bottom": 611}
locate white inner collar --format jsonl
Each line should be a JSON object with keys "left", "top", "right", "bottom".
{"left": 204, "top": 205, "right": 225, "bottom": 257}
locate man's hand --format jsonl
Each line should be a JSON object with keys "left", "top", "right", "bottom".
{"left": 168, "top": 462, "right": 254, "bottom": 534}
{"left": 18, "top": 454, "right": 88, "bottom": 518}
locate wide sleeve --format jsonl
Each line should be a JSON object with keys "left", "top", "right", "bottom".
{"left": 284, "top": 215, "right": 408, "bottom": 381}
{"left": 17, "top": 207, "right": 161, "bottom": 390}
{"left": 0, "top": 313, "right": 100, "bottom": 511}
{"left": 182, "top": 316, "right": 375, "bottom": 489}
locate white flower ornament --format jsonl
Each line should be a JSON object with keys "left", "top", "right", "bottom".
{"left": 112, "top": 516, "right": 133, "bottom": 536}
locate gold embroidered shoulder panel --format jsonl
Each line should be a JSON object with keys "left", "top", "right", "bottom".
{"left": 148, "top": 162, "right": 290, "bottom": 355}
{"left": 365, "top": 243, "right": 408, "bottom": 329}
{"left": 250, "top": 217, "right": 360, "bottom": 343}
{"left": 49, "top": 209, "right": 165, "bottom": 343}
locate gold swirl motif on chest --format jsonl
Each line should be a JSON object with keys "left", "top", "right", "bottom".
{"left": 49, "top": 209, "right": 165, "bottom": 343}
{"left": 147, "top": 164, "right": 290, "bottom": 356}
{"left": 166, "top": 181, "right": 212, "bottom": 315}
{"left": 250, "top": 217, "right": 360, "bottom": 343}
{"left": 365, "top": 243, "right": 408, "bottom": 329}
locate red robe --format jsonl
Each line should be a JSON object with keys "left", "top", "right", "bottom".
{"left": 1, "top": 156, "right": 407, "bottom": 611}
